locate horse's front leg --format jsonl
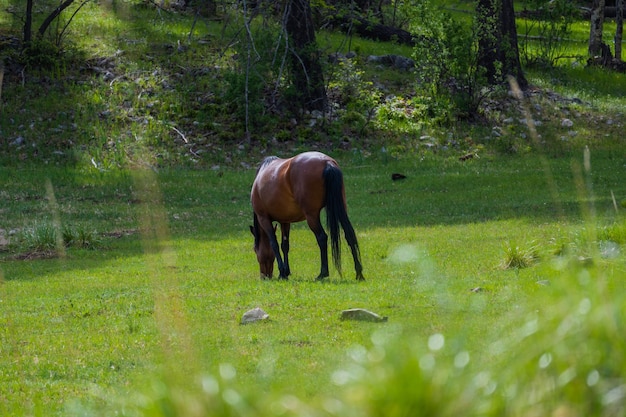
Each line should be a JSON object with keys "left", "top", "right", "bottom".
{"left": 259, "top": 218, "right": 286, "bottom": 279}
{"left": 279, "top": 223, "right": 291, "bottom": 279}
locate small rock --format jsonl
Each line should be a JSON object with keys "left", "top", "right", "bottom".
{"left": 576, "top": 256, "right": 594, "bottom": 267}
{"left": 310, "top": 110, "right": 324, "bottom": 119}
{"left": 10, "top": 136, "right": 25, "bottom": 146}
{"left": 470, "top": 287, "right": 483, "bottom": 293}
{"left": 561, "top": 118, "right": 574, "bottom": 127}
{"left": 340, "top": 308, "right": 387, "bottom": 322}
{"left": 600, "top": 241, "right": 620, "bottom": 259}
{"left": 241, "top": 307, "right": 269, "bottom": 324}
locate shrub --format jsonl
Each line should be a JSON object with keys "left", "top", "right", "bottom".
{"left": 519, "top": 0, "right": 579, "bottom": 67}
{"left": 408, "top": 0, "right": 488, "bottom": 122}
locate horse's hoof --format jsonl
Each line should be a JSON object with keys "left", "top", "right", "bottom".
{"left": 356, "top": 273, "right": 365, "bottom": 281}
{"left": 315, "top": 274, "right": 329, "bottom": 281}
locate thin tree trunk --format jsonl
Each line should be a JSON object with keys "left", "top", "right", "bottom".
{"left": 24, "top": 0, "right": 33, "bottom": 44}
{"left": 500, "top": 0, "right": 526, "bottom": 89}
{"left": 616, "top": 0, "right": 623, "bottom": 61}
{"left": 589, "top": 0, "right": 606, "bottom": 58}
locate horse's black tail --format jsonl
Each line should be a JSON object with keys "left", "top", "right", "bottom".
{"left": 323, "top": 163, "right": 362, "bottom": 277}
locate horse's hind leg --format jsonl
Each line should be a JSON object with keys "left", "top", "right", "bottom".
{"left": 343, "top": 217, "right": 365, "bottom": 281}
{"left": 347, "top": 236, "right": 364, "bottom": 281}
{"left": 307, "top": 215, "right": 329, "bottom": 280}
{"left": 280, "top": 223, "right": 291, "bottom": 279}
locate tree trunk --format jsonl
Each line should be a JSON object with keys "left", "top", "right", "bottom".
{"left": 589, "top": 0, "right": 606, "bottom": 58}
{"left": 185, "top": 0, "right": 216, "bottom": 17}
{"left": 24, "top": 0, "right": 33, "bottom": 44}
{"left": 284, "top": 0, "right": 327, "bottom": 112}
{"left": 332, "top": 15, "right": 416, "bottom": 46}
{"left": 616, "top": 0, "right": 623, "bottom": 61}
{"left": 476, "top": 0, "right": 527, "bottom": 89}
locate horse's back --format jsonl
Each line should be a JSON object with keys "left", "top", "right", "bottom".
{"left": 252, "top": 152, "right": 337, "bottom": 222}
{"left": 251, "top": 157, "right": 290, "bottom": 213}
{"left": 291, "top": 151, "right": 336, "bottom": 167}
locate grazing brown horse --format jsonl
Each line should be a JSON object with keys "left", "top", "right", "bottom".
{"left": 250, "top": 151, "right": 364, "bottom": 281}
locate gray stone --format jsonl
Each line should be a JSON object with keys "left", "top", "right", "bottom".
{"left": 340, "top": 308, "right": 388, "bottom": 322}
{"left": 241, "top": 307, "right": 269, "bottom": 324}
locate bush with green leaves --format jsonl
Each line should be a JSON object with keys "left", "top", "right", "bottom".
{"left": 328, "top": 59, "right": 382, "bottom": 134}
{"left": 407, "top": 0, "right": 488, "bottom": 122}
{"left": 224, "top": 23, "right": 290, "bottom": 133}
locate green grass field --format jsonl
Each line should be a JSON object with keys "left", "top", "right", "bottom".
{"left": 1, "top": 152, "right": 625, "bottom": 415}
{"left": 2, "top": 0, "right": 626, "bottom": 415}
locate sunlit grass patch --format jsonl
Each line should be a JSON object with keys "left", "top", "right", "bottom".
{"left": 0, "top": 155, "right": 625, "bottom": 415}
{"left": 95, "top": 255, "right": 626, "bottom": 417}
{"left": 548, "top": 218, "right": 625, "bottom": 262}
{"left": 328, "top": 262, "right": 626, "bottom": 417}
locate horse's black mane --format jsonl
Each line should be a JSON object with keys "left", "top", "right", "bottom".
{"left": 251, "top": 213, "right": 261, "bottom": 249}
{"left": 259, "top": 155, "right": 279, "bottom": 169}
{"left": 251, "top": 156, "right": 279, "bottom": 250}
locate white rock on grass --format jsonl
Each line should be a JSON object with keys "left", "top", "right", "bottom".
{"left": 241, "top": 307, "right": 269, "bottom": 324}
{"left": 340, "top": 308, "right": 388, "bottom": 322}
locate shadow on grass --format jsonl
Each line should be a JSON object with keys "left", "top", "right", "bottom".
{"left": 1, "top": 151, "right": 624, "bottom": 281}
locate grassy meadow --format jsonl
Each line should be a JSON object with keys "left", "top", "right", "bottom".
{"left": 1, "top": 0, "right": 626, "bottom": 415}
{"left": 1, "top": 151, "right": 626, "bottom": 415}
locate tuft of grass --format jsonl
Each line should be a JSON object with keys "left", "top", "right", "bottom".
{"left": 501, "top": 241, "right": 540, "bottom": 269}
{"left": 63, "top": 224, "right": 101, "bottom": 249}
{"left": 14, "top": 222, "right": 100, "bottom": 257}
{"left": 18, "top": 223, "right": 58, "bottom": 254}
{"left": 599, "top": 218, "right": 626, "bottom": 245}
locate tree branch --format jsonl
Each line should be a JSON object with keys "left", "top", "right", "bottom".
{"left": 38, "top": 0, "right": 76, "bottom": 38}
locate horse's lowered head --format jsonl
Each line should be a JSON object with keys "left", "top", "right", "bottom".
{"left": 249, "top": 222, "right": 276, "bottom": 279}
